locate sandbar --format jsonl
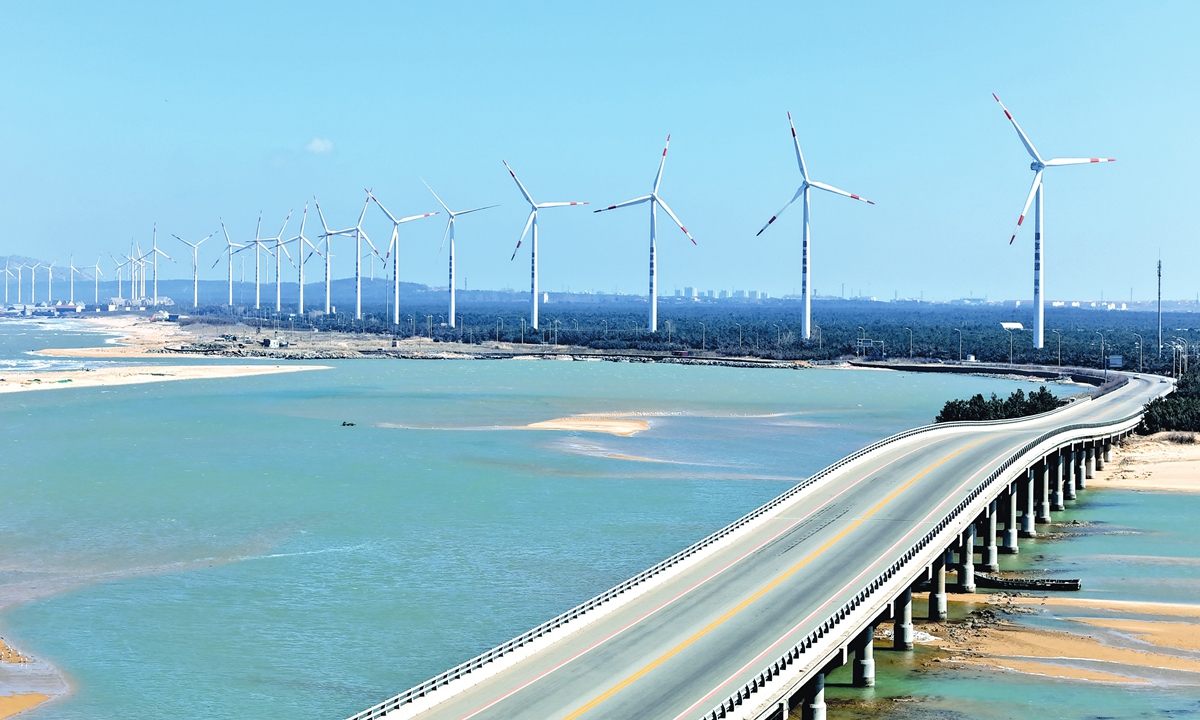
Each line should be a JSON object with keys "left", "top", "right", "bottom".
{"left": 525, "top": 416, "right": 651, "bottom": 437}
{"left": 1069, "top": 617, "right": 1200, "bottom": 652}
{"left": 35, "top": 315, "right": 191, "bottom": 358}
{"left": 0, "top": 694, "right": 51, "bottom": 719}
{"left": 0, "top": 364, "right": 329, "bottom": 394}
{"left": 1094, "top": 433, "right": 1200, "bottom": 492}
{"left": 1008, "top": 596, "right": 1200, "bottom": 618}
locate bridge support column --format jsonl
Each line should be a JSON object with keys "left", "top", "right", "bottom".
{"left": 1001, "top": 484, "right": 1019, "bottom": 554}
{"left": 1050, "top": 452, "right": 1065, "bottom": 512}
{"left": 1076, "top": 445, "right": 1087, "bottom": 490}
{"left": 805, "top": 672, "right": 826, "bottom": 720}
{"left": 1035, "top": 461, "right": 1051, "bottom": 524}
{"left": 983, "top": 503, "right": 998, "bottom": 572}
{"left": 1064, "top": 448, "right": 1077, "bottom": 501}
{"left": 930, "top": 553, "right": 947, "bottom": 620}
{"left": 1085, "top": 445, "right": 1096, "bottom": 480}
{"left": 1103, "top": 440, "right": 1112, "bottom": 463}
{"left": 894, "top": 588, "right": 913, "bottom": 650}
{"left": 853, "top": 626, "right": 875, "bottom": 687}
{"left": 1020, "top": 469, "right": 1036, "bottom": 538}
{"left": 957, "top": 524, "right": 976, "bottom": 593}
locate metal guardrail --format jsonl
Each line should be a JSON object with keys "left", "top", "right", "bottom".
{"left": 699, "top": 400, "right": 1149, "bottom": 719}
{"left": 346, "top": 375, "right": 1147, "bottom": 720}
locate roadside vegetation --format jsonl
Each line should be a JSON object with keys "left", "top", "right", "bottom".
{"left": 934, "top": 386, "right": 1066, "bottom": 423}
{"left": 1141, "top": 367, "right": 1200, "bottom": 433}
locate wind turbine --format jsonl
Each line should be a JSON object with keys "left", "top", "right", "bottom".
{"left": 3, "top": 261, "right": 12, "bottom": 304}
{"left": 213, "top": 220, "right": 245, "bottom": 307}
{"left": 594, "top": 135, "right": 696, "bottom": 333}
{"left": 69, "top": 256, "right": 79, "bottom": 305}
{"left": 993, "top": 93, "right": 1115, "bottom": 349}
{"left": 92, "top": 256, "right": 104, "bottom": 304}
{"left": 29, "top": 262, "right": 41, "bottom": 304}
{"left": 258, "top": 211, "right": 292, "bottom": 312}
{"left": 174, "top": 232, "right": 213, "bottom": 308}
{"left": 46, "top": 261, "right": 56, "bottom": 304}
{"left": 109, "top": 254, "right": 127, "bottom": 302}
{"left": 502, "top": 161, "right": 588, "bottom": 330}
{"left": 149, "top": 225, "right": 174, "bottom": 305}
{"left": 286, "top": 203, "right": 321, "bottom": 314}
{"left": 370, "top": 189, "right": 442, "bottom": 326}
{"left": 756, "top": 112, "right": 874, "bottom": 341}
{"left": 315, "top": 195, "right": 379, "bottom": 320}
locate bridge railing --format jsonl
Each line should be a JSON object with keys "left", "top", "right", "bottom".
{"left": 348, "top": 373, "right": 1143, "bottom": 720}
{"left": 699, "top": 405, "right": 1148, "bottom": 720}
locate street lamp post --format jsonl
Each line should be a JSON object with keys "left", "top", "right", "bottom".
{"left": 1005, "top": 327, "right": 1015, "bottom": 364}
{"left": 953, "top": 328, "right": 962, "bottom": 362}
{"left": 904, "top": 326, "right": 912, "bottom": 358}
{"left": 699, "top": 321, "right": 705, "bottom": 351}
{"left": 735, "top": 322, "right": 743, "bottom": 348}
{"left": 1051, "top": 330, "right": 1061, "bottom": 368}
{"left": 1133, "top": 332, "right": 1143, "bottom": 372}
{"left": 1095, "top": 331, "right": 1106, "bottom": 381}
{"left": 813, "top": 324, "right": 822, "bottom": 350}
{"left": 772, "top": 323, "right": 780, "bottom": 346}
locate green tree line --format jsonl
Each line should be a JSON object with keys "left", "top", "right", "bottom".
{"left": 935, "top": 386, "right": 1065, "bottom": 423}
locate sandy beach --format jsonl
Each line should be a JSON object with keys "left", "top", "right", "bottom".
{"left": 1092, "top": 432, "right": 1200, "bottom": 492}
{"left": 35, "top": 315, "right": 193, "bottom": 358}
{"left": 525, "top": 415, "right": 651, "bottom": 437}
{"left": 0, "top": 364, "right": 329, "bottom": 394}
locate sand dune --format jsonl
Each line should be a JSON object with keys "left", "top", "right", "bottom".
{"left": 0, "top": 364, "right": 329, "bottom": 394}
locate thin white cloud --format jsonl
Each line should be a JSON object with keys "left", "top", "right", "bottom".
{"left": 306, "top": 137, "right": 333, "bottom": 154}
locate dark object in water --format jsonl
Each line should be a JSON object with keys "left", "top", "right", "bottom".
{"left": 914, "top": 573, "right": 1081, "bottom": 592}
{"left": 974, "top": 573, "right": 1081, "bottom": 591}
{"left": 342, "top": 421, "right": 356, "bottom": 427}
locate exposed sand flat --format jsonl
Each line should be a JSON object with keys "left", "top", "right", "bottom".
{"left": 1095, "top": 433, "right": 1200, "bottom": 492}
{"left": 1070, "top": 617, "right": 1200, "bottom": 652}
{"left": 0, "top": 364, "right": 329, "bottom": 394}
{"left": 961, "top": 657, "right": 1148, "bottom": 684}
{"left": 0, "top": 694, "right": 51, "bottom": 719}
{"left": 524, "top": 416, "right": 651, "bottom": 437}
{"left": 1009, "top": 596, "right": 1200, "bottom": 618}
{"left": 0, "top": 638, "right": 29, "bottom": 665}
{"left": 35, "top": 315, "right": 191, "bottom": 358}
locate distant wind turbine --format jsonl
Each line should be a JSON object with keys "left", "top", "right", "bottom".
{"left": 756, "top": 112, "right": 874, "bottom": 341}
{"left": 258, "top": 211, "right": 293, "bottom": 312}
{"left": 993, "top": 93, "right": 1115, "bottom": 349}
{"left": 503, "top": 161, "right": 588, "bottom": 330}
{"left": 371, "top": 188, "right": 443, "bottom": 326}
{"left": 315, "top": 195, "right": 380, "bottom": 320}
{"left": 287, "top": 203, "right": 322, "bottom": 315}
{"left": 46, "top": 261, "right": 56, "bottom": 304}
{"left": 420, "top": 183, "right": 493, "bottom": 330}
{"left": 213, "top": 220, "right": 245, "bottom": 307}
{"left": 594, "top": 135, "right": 696, "bottom": 333}
{"left": 29, "top": 262, "right": 41, "bottom": 304}
{"left": 92, "top": 256, "right": 104, "bottom": 304}
{"left": 3, "top": 261, "right": 12, "bottom": 304}
{"left": 149, "top": 225, "right": 174, "bottom": 305}
{"left": 174, "top": 232, "right": 213, "bottom": 308}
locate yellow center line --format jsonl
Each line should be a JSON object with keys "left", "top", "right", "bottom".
{"left": 562, "top": 437, "right": 987, "bottom": 720}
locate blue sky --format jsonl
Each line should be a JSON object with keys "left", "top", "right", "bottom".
{"left": 1, "top": 1, "right": 1196, "bottom": 301}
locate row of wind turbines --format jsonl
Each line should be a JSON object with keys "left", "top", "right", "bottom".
{"left": 10, "top": 96, "right": 1112, "bottom": 343}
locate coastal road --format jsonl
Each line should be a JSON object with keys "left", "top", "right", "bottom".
{"left": 358, "top": 372, "right": 1168, "bottom": 720}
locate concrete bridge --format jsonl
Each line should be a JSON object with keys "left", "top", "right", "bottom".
{"left": 349, "top": 371, "right": 1170, "bottom": 720}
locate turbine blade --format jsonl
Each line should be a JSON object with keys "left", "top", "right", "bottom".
{"left": 422, "top": 180, "right": 453, "bottom": 214}
{"left": 654, "top": 197, "right": 696, "bottom": 245}
{"left": 992, "top": 93, "right": 1043, "bottom": 163}
{"left": 652, "top": 134, "right": 670, "bottom": 194}
{"left": 536, "top": 201, "right": 588, "bottom": 208}
{"left": 369, "top": 192, "right": 399, "bottom": 224}
{"left": 437, "top": 220, "right": 451, "bottom": 257}
{"left": 1008, "top": 169, "right": 1043, "bottom": 244}
{"left": 787, "top": 112, "right": 809, "bottom": 181}
{"left": 808, "top": 180, "right": 875, "bottom": 205}
{"left": 1044, "top": 157, "right": 1117, "bottom": 166}
{"left": 397, "top": 211, "right": 439, "bottom": 224}
{"left": 756, "top": 185, "right": 805, "bottom": 236}
{"left": 593, "top": 195, "right": 652, "bottom": 213}
{"left": 454, "top": 204, "right": 499, "bottom": 216}
{"left": 511, "top": 210, "right": 535, "bottom": 261}
{"left": 313, "top": 197, "right": 335, "bottom": 234}
{"left": 502, "top": 161, "right": 537, "bottom": 206}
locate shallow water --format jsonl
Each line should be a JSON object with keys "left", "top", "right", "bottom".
{"left": 0, "top": 319, "right": 1101, "bottom": 719}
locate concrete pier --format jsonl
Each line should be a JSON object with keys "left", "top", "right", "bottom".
{"left": 957, "top": 524, "right": 976, "bottom": 593}
{"left": 1085, "top": 445, "right": 1096, "bottom": 480}
{"left": 1001, "top": 484, "right": 1019, "bottom": 554}
{"left": 1074, "top": 445, "right": 1087, "bottom": 490}
{"left": 1050, "top": 452, "right": 1065, "bottom": 512}
{"left": 1103, "top": 440, "right": 1112, "bottom": 463}
{"left": 1035, "top": 461, "right": 1051, "bottom": 524}
{"left": 1063, "top": 448, "right": 1077, "bottom": 501}
{"left": 983, "top": 503, "right": 999, "bottom": 571}
{"left": 1095, "top": 442, "right": 1105, "bottom": 471}
{"left": 806, "top": 672, "right": 826, "bottom": 720}
{"left": 1020, "top": 468, "right": 1036, "bottom": 537}
{"left": 894, "top": 588, "right": 913, "bottom": 650}
{"left": 853, "top": 626, "right": 875, "bottom": 687}
{"left": 929, "top": 552, "right": 948, "bottom": 620}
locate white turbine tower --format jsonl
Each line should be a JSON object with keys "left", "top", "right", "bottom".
{"left": 312, "top": 198, "right": 340, "bottom": 315}
{"left": 149, "top": 225, "right": 174, "bottom": 305}
{"left": 92, "top": 256, "right": 104, "bottom": 304}
{"left": 4, "top": 261, "right": 12, "bottom": 304}
{"left": 258, "top": 211, "right": 292, "bottom": 312}
{"left": 502, "top": 161, "right": 588, "bottom": 330}
{"left": 287, "top": 203, "right": 322, "bottom": 314}
{"left": 46, "top": 261, "right": 56, "bottom": 304}
{"left": 594, "top": 135, "right": 696, "bottom": 333}
{"left": 314, "top": 195, "right": 380, "bottom": 320}
{"left": 109, "top": 254, "right": 127, "bottom": 302}
{"left": 29, "top": 262, "right": 41, "bottom": 304}
{"left": 756, "top": 112, "right": 874, "bottom": 340}
{"left": 370, "top": 189, "right": 442, "bottom": 326}
{"left": 68, "top": 256, "right": 78, "bottom": 305}
{"left": 993, "top": 93, "right": 1115, "bottom": 350}
{"left": 174, "top": 232, "right": 212, "bottom": 308}
{"left": 420, "top": 183, "right": 494, "bottom": 329}
{"left": 214, "top": 220, "right": 245, "bottom": 307}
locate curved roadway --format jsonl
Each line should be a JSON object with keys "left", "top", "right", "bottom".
{"left": 373, "top": 372, "right": 1168, "bottom": 720}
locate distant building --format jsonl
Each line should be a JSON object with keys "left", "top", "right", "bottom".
{"left": 748, "top": 290, "right": 759, "bottom": 299}
{"left": 684, "top": 286, "right": 697, "bottom": 298}
{"left": 719, "top": 290, "right": 729, "bottom": 299}
{"left": 674, "top": 289, "right": 682, "bottom": 297}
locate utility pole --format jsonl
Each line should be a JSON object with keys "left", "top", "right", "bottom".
{"left": 1158, "top": 259, "right": 1163, "bottom": 357}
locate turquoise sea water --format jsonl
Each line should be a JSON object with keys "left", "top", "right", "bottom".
{"left": 0, "top": 318, "right": 1177, "bottom": 720}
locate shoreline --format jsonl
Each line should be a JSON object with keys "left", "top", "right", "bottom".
{"left": 0, "top": 364, "right": 330, "bottom": 394}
